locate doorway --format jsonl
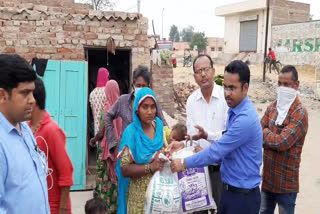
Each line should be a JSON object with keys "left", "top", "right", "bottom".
{"left": 85, "top": 48, "right": 131, "bottom": 167}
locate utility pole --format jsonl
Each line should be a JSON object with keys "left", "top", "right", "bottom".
{"left": 162, "top": 8, "right": 164, "bottom": 40}
{"left": 137, "top": 0, "right": 141, "bottom": 13}
{"left": 263, "top": 0, "right": 270, "bottom": 82}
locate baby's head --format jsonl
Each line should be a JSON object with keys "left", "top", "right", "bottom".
{"left": 169, "top": 123, "right": 187, "bottom": 143}
{"left": 85, "top": 198, "right": 106, "bottom": 214}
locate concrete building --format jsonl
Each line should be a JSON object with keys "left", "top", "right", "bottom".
{"left": 215, "top": 0, "right": 310, "bottom": 57}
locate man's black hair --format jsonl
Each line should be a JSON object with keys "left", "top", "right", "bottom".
{"left": 224, "top": 60, "right": 250, "bottom": 86}
{"left": 280, "top": 65, "right": 298, "bottom": 82}
{"left": 269, "top": 48, "right": 272, "bottom": 51}
{"left": 192, "top": 54, "right": 214, "bottom": 72}
{"left": 133, "top": 65, "right": 151, "bottom": 85}
{"left": 85, "top": 198, "right": 107, "bottom": 214}
{"left": 0, "top": 54, "right": 36, "bottom": 94}
{"left": 33, "top": 78, "right": 46, "bottom": 110}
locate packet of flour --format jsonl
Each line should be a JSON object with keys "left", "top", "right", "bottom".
{"left": 144, "top": 155, "right": 182, "bottom": 214}
{"left": 172, "top": 147, "right": 216, "bottom": 212}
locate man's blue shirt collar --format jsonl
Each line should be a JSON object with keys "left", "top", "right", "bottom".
{"left": 229, "top": 96, "right": 249, "bottom": 115}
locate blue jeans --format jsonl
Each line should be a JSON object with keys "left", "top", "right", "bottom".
{"left": 260, "top": 188, "right": 297, "bottom": 214}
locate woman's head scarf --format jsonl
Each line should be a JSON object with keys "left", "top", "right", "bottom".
{"left": 100, "top": 80, "right": 122, "bottom": 181}
{"left": 96, "top": 67, "right": 109, "bottom": 87}
{"left": 116, "top": 87, "right": 164, "bottom": 214}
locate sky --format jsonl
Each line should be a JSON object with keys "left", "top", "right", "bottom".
{"left": 111, "top": 0, "right": 320, "bottom": 39}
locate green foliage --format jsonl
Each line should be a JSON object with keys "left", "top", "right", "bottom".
{"left": 214, "top": 74, "right": 224, "bottom": 86}
{"left": 160, "top": 50, "right": 172, "bottom": 65}
{"left": 181, "top": 26, "right": 194, "bottom": 42}
{"left": 174, "top": 32, "right": 180, "bottom": 42}
{"left": 169, "top": 25, "right": 180, "bottom": 42}
{"left": 190, "top": 32, "right": 207, "bottom": 52}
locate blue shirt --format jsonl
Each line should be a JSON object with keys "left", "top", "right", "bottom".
{"left": 0, "top": 113, "right": 50, "bottom": 214}
{"left": 186, "top": 96, "right": 263, "bottom": 189}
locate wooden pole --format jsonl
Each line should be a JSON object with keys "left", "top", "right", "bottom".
{"left": 263, "top": 0, "right": 270, "bottom": 82}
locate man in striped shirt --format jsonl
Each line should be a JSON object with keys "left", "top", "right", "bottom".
{"left": 260, "top": 65, "right": 308, "bottom": 214}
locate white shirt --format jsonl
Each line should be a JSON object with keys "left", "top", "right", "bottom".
{"left": 186, "top": 83, "right": 228, "bottom": 149}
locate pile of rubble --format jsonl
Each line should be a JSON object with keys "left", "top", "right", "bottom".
{"left": 173, "top": 82, "right": 198, "bottom": 105}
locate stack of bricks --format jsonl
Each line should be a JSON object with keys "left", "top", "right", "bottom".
{"left": 151, "top": 64, "right": 174, "bottom": 117}
{"left": 0, "top": 1, "right": 150, "bottom": 70}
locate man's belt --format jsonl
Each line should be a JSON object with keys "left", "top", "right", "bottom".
{"left": 223, "top": 183, "right": 259, "bottom": 194}
{"left": 208, "top": 165, "right": 220, "bottom": 172}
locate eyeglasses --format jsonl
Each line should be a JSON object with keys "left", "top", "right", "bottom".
{"left": 194, "top": 67, "right": 212, "bottom": 75}
{"left": 224, "top": 86, "right": 237, "bottom": 92}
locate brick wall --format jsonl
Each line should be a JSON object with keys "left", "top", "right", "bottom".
{"left": 1, "top": 0, "right": 74, "bottom": 7}
{"left": 0, "top": 2, "right": 150, "bottom": 70}
{"left": 151, "top": 65, "right": 174, "bottom": 116}
{"left": 271, "top": 0, "right": 310, "bottom": 25}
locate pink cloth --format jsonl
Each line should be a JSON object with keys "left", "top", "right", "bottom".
{"left": 100, "top": 80, "right": 122, "bottom": 181}
{"left": 96, "top": 68, "right": 109, "bottom": 87}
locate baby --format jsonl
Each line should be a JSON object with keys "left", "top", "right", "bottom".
{"left": 169, "top": 123, "right": 187, "bottom": 143}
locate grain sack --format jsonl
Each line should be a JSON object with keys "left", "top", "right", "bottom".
{"left": 172, "top": 147, "right": 216, "bottom": 212}
{"left": 144, "top": 154, "right": 182, "bottom": 214}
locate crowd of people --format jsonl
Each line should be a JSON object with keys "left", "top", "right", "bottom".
{"left": 0, "top": 53, "right": 308, "bottom": 214}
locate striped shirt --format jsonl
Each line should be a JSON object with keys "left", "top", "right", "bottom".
{"left": 261, "top": 97, "right": 308, "bottom": 193}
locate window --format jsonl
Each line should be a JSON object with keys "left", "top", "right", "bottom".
{"left": 218, "top": 47, "right": 223, "bottom": 51}
{"left": 211, "top": 47, "right": 215, "bottom": 51}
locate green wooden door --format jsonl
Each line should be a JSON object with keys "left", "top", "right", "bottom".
{"left": 42, "top": 60, "right": 88, "bottom": 190}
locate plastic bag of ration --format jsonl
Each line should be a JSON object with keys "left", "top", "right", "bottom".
{"left": 172, "top": 147, "right": 216, "bottom": 213}
{"left": 144, "top": 153, "right": 182, "bottom": 214}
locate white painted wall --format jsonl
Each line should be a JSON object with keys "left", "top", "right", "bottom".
{"left": 271, "top": 20, "right": 320, "bottom": 66}
{"left": 223, "top": 9, "right": 271, "bottom": 54}
{"left": 215, "top": 0, "right": 266, "bottom": 16}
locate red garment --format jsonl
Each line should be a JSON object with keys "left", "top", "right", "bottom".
{"left": 29, "top": 111, "right": 74, "bottom": 214}
{"left": 96, "top": 67, "right": 109, "bottom": 87}
{"left": 268, "top": 50, "right": 276, "bottom": 61}
{"left": 101, "top": 80, "right": 122, "bottom": 181}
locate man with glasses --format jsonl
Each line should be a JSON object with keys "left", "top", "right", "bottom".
{"left": 178, "top": 54, "right": 229, "bottom": 213}
{"left": 170, "top": 60, "right": 263, "bottom": 214}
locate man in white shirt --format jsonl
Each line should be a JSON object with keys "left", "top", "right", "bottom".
{"left": 186, "top": 54, "right": 228, "bottom": 214}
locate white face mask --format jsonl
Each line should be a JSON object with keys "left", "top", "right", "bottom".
{"left": 134, "top": 87, "right": 143, "bottom": 96}
{"left": 275, "top": 86, "right": 297, "bottom": 126}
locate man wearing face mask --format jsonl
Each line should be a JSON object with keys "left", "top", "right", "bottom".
{"left": 105, "top": 65, "right": 167, "bottom": 153}
{"left": 260, "top": 65, "right": 308, "bottom": 214}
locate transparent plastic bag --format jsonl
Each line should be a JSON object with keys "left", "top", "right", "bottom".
{"left": 173, "top": 147, "right": 216, "bottom": 213}
{"left": 144, "top": 154, "right": 182, "bottom": 214}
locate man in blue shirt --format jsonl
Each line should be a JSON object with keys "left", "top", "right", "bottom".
{"left": 0, "top": 54, "right": 50, "bottom": 214}
{"left": 170, "top": 60, "right": 263, "bottom": 214}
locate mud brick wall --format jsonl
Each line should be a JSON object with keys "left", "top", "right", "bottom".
{"left": 151, "top": 64, "right": 174, "bottom": 117}
{"left": 0, "top": 1, "right": 150, "bottom": 70}
{"left": 271, "top": 0, "right": 310, "bottom": 25}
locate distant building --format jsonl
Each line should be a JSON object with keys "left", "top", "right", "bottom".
{"left": 215, "top": 0, "right": 310, "bottom": 54}
{"left": 206, "top": 37, "right": 224, "bottom": 57}
{"left": 173, "top": 42, "right": 190, "bottom": 51}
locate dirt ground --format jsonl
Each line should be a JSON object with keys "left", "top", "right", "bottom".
{"left": 172, "top": 62, "right": 320, "bottom": 214}
{"left": 70, "top": 63, "right": 320, "bottom": 214}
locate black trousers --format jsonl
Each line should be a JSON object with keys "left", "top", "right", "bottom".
{"left": 269, "top": 60, "right": 279, "bottom": 73}
{"left": 220, "top": 186, "right": 261, "bottom": 214}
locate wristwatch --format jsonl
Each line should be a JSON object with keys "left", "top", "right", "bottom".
{"left": 180, "top": 159, "right": 185, "bottom": 171}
